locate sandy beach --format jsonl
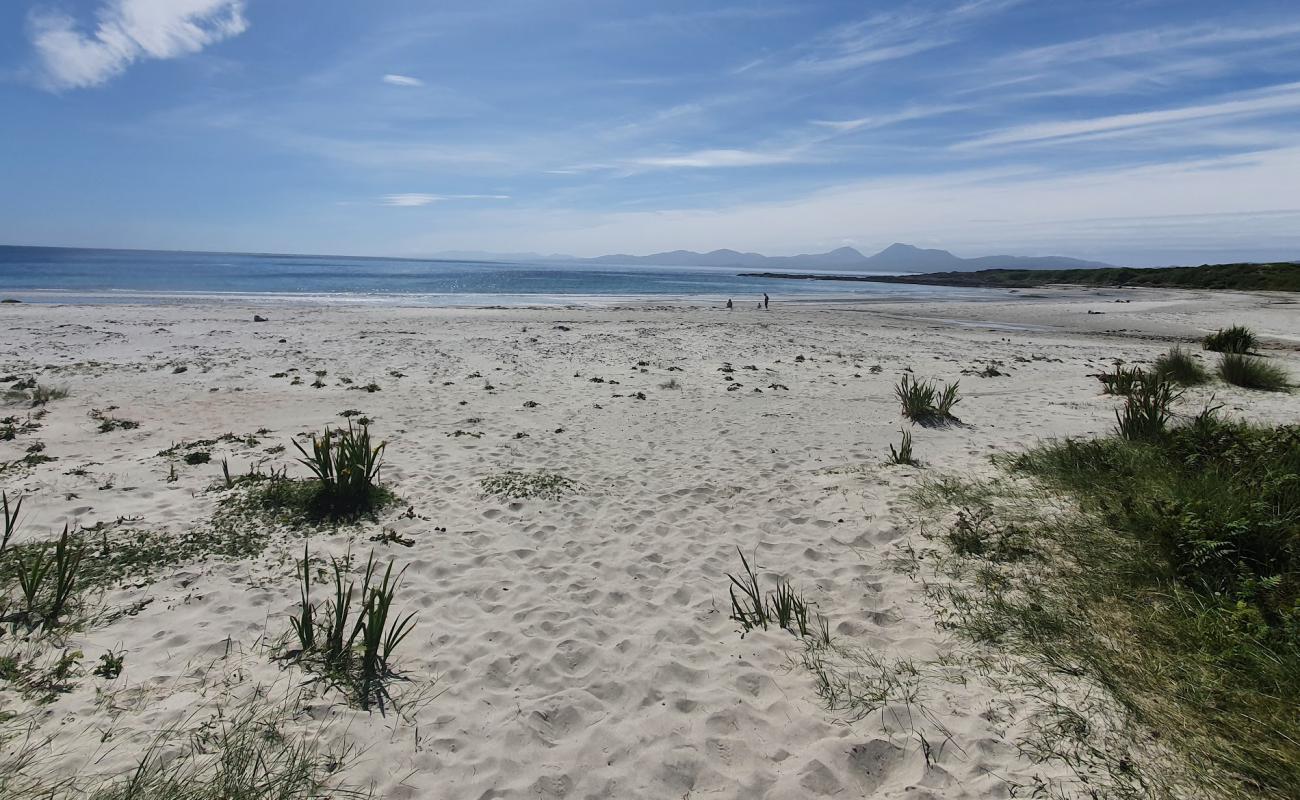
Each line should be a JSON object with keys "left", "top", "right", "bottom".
{"left": 2, "top": 288, "right": 1298, "bottom": 799}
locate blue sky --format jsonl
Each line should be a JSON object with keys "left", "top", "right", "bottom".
{"left": 2, "top": 0, "right": 1300, "bottom": 265}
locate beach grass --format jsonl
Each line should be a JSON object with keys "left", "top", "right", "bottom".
{"left": 913, "top": 411, "right": 1300, "bottom": 798}
{"left": 1218, "top": 353, "right": 1291, "bottom": 391}
{"left": 1152, "top": 346, "right": 1210, "bottom": 386}
{"left": 1202, "top": 325, "right": 1258, "bottom": 354}
{"left": 284, "top": 547, "right": 417, "bottom": 710}
{"left": 894, "top": 375, "right": 960, "bottom": 426}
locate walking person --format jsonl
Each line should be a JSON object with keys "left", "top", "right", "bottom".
{"left": 763, "top": 293, "right": 769, "bottom": 310}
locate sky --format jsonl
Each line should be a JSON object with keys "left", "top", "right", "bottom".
{"left": 2, "top": 0, "right": 1300, "bottom": 266}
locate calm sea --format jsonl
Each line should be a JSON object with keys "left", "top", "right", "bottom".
{"left": 0, "top": 245, "right": 1000, "bottom": 306}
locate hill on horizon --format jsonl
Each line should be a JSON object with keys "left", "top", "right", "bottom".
{"left": 580, "top": 242, "right": 1113, "bottom": 271}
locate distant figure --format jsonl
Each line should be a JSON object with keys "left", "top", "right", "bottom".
{"left": 726, "top": 298, "right": 733, "bottom": 310}
{"left": 763, "top": 293, "right": 769, "bottom": 310}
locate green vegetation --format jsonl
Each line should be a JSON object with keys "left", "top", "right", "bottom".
{"left": 1097, "top": 363, "right": 1150, "bottom": 396}
{"left": 1218, "top": 353, "right": 1291, "bottom": 391}
{"left": 1153, "top": 346, "right": 1211, "bottom": 386}
{"left": 480, "top": 470, "right": 579, "bottom": 500}
{"left": 1203, "top": 325, "right": 1258, "bottom": 354}
{"left": 741, "top": 261, "right": 1300, "bottom": 291}
{"left": 886, "top": 428, "right": 918, "bottom": 466}
{"left": 894, "top": 374, "right": 960, "bottom": 426}
{"left": 284, "top": 547, "right": 417, "bottom": 710}
{"left": 725, "top": 548, "right": 822, "bottom": 639}
{"left": 1114, "top": 375, "right": 1182, "bottom": 441}
{"left": 913, "top": 410, "right": 1300, "bottom": 798}
{"left": 77, "top": 700, "right": 357, "bottom": 800}
{"left": 291, "top": 423, "right": 389, "bottom": 519}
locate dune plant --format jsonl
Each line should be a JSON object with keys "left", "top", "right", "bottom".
{"left": 1098, "top": 363, "right": 1149, "bottom": 396}
{"left": 1218, "top": 353, "right": 1291, "bottom": 392}
{"left": 1115, "top": 376, "right": 1182, "bottom": 441}
{"left": 293, "top": 423, "right": 387, "bottom": 518}
{"left": 726, "top": 548, "right": 817, "bottom": 639}
{"left": 286, "top": 548, "right": 416, "bottom": 710}
{"left": 1153, "top": 346, "right": 1210, "bottom": 386}
{"left": 887, "top": 429, "right": 918, "bottom": 466}
{"left": 12, "top": 525, "right": 85, "bottom": 630}
{"left": 1, "top": 491, "right": 20, "bottom": 556}
{"left": 1203, "top": 325, "right": 1257, "bottom": 354}
{"left": 895, "top": 375, "right": 960, "bottom": 426}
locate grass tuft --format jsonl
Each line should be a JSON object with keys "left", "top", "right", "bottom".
{"left": 291, "top": 423, "right": 388, "bottom": 519}
{"left": 886, "top": 428, "right": 919, "bottom": 466}
{"left": 1202, "top": 324, "right": 1257, "bottom": 354}
{"left": 1153, "top": 346, "right": 1210, "bottom": 386}
{"left": 1217, "top": 353, "right": 1291, "bottom": 392}
{"left": 894, "top": 375, "right": 961, "bottom": 426}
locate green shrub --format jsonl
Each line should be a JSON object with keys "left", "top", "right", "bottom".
{"left": 1114, "top": 376, "right": 1181, "bottom": 441}
{"left": 1097, "top": 363, "right": 1150, "bottom": 395}
{"left": 292, "top": 423, "right": 387, "bottom": 518}
{"left": 1203, "top": 325, "right": 1257, "bottom": 354}
{"left": 1218, "top": 353, "right": 1291, "bottom": 392}
{"left": 894, "top": 375, "right": 960, "bottom": 425}
{"left": 1153, "top": 346, "right": 1210, "bottom": 386}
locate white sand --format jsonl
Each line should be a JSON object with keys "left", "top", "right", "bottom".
{"left": 1, "top": 289, "right": 1297, "bottom": 798}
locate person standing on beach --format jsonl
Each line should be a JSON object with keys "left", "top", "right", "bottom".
{"left": 763, "top": 293, "right": 769, "bottom": 310}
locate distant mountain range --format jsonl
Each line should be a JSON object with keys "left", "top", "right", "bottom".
{"left": 578, "top": 243, "right": 1113, "bottom": 272}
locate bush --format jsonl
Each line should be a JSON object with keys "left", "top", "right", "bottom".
{"left": 292, "top": 423, "right": 387, "bottom": 518}
{"left": 1097, "top": 363, "right": 1149, "bottom": 395}
{"left": 1114, "top": 376, "right": 1181, "bottom": 441}
{"left": 1203, "top": 325, "right": 1257, "bottom": 353}
{"left": 1218, "top": 353, "right": 1291, "bottom": 392}
{"left": 1153, "top": 346, "right": 1210, "bottom": 386}
{"left": 894, "top": 375, "right": 960, "bottom": 425}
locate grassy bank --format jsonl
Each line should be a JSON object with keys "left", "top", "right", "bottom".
{"left": 914, "top": 411, "right": 1300, "bottom": 798}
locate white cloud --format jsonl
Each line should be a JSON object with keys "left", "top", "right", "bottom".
{"left": 29, "top": 0, "right": 247, "bottom": 90}
{"left": 382, "top": 73, "right": 424, "bottom": 87}
{"left": 412, "top": 146, "right": 1300, "bottom": 264}
{"left": 627, "top": 148, "right": 804, "bottom": 169}
{"left": 382, "top": 193, "right": 509, "bottom": 207}
{"left": 958, "top": 81, "right": 1300, "bottom": 148}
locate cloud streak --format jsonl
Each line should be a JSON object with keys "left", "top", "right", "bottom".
{"left": 29, "top": 0, "right": 248, "bottom": 90}
{"left": 959, "top": 81, "right": 1300, "bottom": 148}
{"left": 382, "top": 73, "right": 423, "bottom": 87}
{"left": 382, "top": 193, "right": 510, "bottom": 207}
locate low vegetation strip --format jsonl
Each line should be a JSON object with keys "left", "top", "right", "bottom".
{"left": 914, "top": 411, "right": 1300, "bottom": 798}
{"left": 739, "top": 261, "right": 1300, "bottom": 291}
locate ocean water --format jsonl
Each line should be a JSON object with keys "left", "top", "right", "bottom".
{"left": 0, "top": 245, "right": 1002, "bottom": 306}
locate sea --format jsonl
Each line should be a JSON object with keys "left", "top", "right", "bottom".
{"left": 0, "top": 245, "right": 1004, "bottom": 306}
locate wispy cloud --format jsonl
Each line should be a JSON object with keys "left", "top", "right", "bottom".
{"left": 811, "top": 104, "right": 966, "bottom": 133}
{"left": 28, "top": 0, "right": 247, "bottom": 90}
{"left": 765, "top": 0, "right": 1025, "bottom": 76}
{"left": 959, "top": 81, "right": 1300, "bottom": 149}
{"left": 382, "top": 193, "right": 510, "bottom": 207}
{"left": 627, "top": 148, "right": 805, "bottom": 169}
{"left": 381, "top": 73, "right": 423, "bottom": 87}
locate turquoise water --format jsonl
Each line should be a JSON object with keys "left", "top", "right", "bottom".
{"left": 0, "top": 245, "right": 1002, "bottom": 305}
